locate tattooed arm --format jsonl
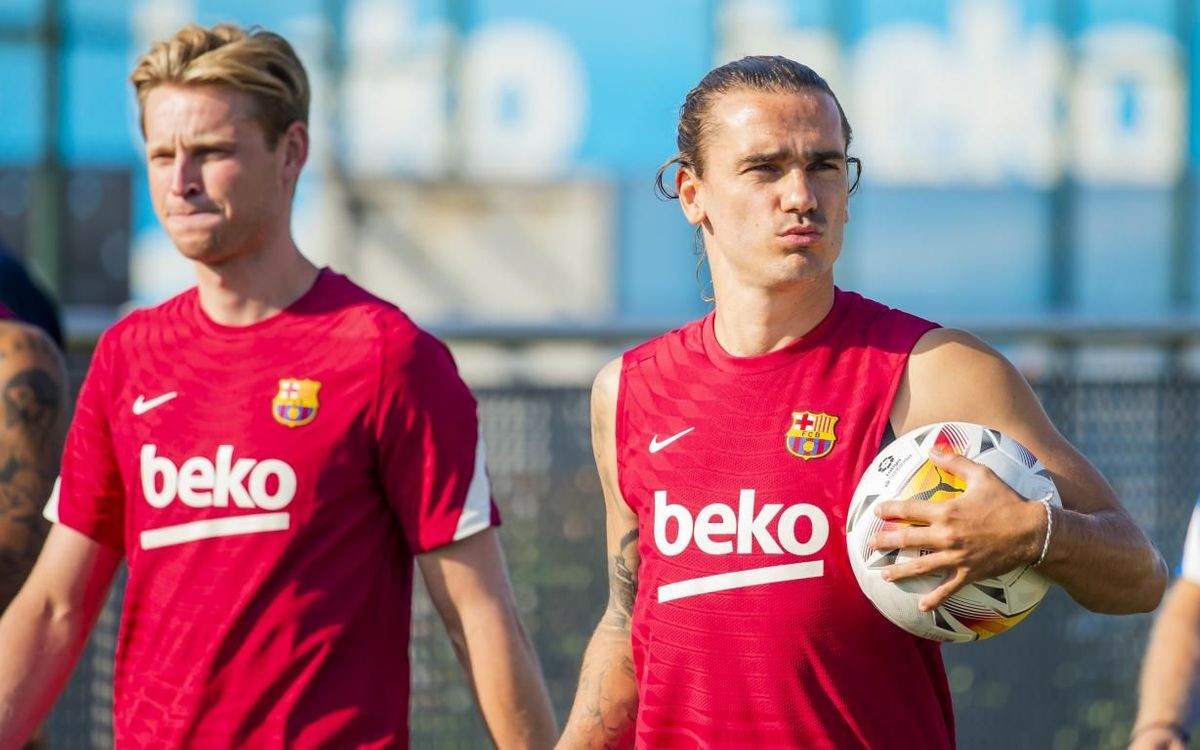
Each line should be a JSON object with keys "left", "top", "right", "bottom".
{"left": 558, "top": 358, "right": 639, "bottom": 750}
{"left": 0, "top": 322, "right": 67, "bottom": 612}
{"left": 0, "top": 325, "right": 120, "bottom": 747}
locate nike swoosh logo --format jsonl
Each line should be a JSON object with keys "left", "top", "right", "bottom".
{"left": 649, "top": 427, "right": 695, "bottom": 454}
{"left": 132, "top": 391, "right": 178, "bottom": 416}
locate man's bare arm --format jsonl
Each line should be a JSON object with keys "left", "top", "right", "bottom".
{"left": 0, "top": 524, "right": 122, "bottom": 746}
{"left": 0, "top": 322, "right": 67, "bottom": 611}
{"left": 558, "top": 358, "right": 639, "bottom": 750}
{"left": 418, "top": 527, "right": 557, "bottom": 749}
{"left": 1128, "top": 578, "right": 1200, "bottom": 749}
{"left": 880, "top": 327, "right": 1166, "bottom": 614}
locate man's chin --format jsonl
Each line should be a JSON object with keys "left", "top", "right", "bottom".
{"left": 173, "top": 241, "right": 237, "bottom": 267}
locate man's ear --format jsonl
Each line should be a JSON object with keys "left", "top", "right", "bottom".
{"left": 279, "top": 120, "right": 309, "bottom": 185}
{"left": 678, "top": 167, "right": 705, "bottom": 226}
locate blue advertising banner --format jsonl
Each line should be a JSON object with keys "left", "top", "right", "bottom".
{"left": 0, "top": 0, "right": 1192, "bottom": 321}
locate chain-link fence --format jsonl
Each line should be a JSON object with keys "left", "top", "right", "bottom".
{"left": 40, "top": 376, "right": 1199, "bottom": 749}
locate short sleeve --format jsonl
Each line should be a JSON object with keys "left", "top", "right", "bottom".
{"left": 374, "top": 327, "right": 499, "bottom": 554}
{"left": 1181, "top": 499, "right": 1200, "bottom": 583}
{"left": 51, "top": 331, "right": 126, "bottom": 551}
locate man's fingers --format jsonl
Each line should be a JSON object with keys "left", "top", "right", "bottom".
{"left": 879, "top": 551, "right": 953, "bottom": 583}
{"left": 918, "top": 569, "right": 970, "bottom": 611}
{"left": 871, "top": 524, "right": 942, "bottom": 554}
{"left": 874, "top": 499, "right": 938, "bottom": 523}
{"left": 927, "top": 447, "right": 985, "bottom": 480}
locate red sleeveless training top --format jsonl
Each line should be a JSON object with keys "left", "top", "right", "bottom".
{"left": 616, "top": 289, "right": 951, "bottom": 749}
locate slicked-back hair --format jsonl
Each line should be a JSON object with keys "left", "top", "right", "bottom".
{"left": 131, "top": 23, "right": 309, "bottom": 148}
{"left": 655, "top": 56, "right": 853, "bottom": 199}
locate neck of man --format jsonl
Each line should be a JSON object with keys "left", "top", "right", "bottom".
{"left": 193, "top": 232, "right": 320, "bottom": 327}
{"left": 710, "top": 272, "right": 836, "bottom": 357}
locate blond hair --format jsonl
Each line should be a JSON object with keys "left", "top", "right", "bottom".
{"left": 131, "top": 23, "right": 309, "bottom": 146}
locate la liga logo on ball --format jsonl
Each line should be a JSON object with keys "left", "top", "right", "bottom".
{"left": 845, "top": 422, "right": 1061, "bottom": 643}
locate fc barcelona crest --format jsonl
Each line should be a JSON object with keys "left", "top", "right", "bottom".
{"left": 785, "top": 411, "right": 839, "bottom": 460}
{"left": 272, "top": 378, "right": 321, "bottom": 428}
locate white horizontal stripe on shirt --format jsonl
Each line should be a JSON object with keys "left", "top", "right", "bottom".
{"left": 140, "top": 512, "right": 290, "bottom": 550}
{"left": 657, "top": 561, "right": 826, "bottom": 603}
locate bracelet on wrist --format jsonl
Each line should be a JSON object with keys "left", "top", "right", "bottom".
{"left": 1032, "top": 495, "right": 1054, "bottom": 568}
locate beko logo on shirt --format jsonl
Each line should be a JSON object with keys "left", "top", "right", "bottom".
{"left": 652, "top": 489, "right": 830, "bottom": 603}
{"left": 140, "top": 445, "right": 298, "bottom": 509}
{"left": 136, "top": 445, "right": 297, "bottom": 551}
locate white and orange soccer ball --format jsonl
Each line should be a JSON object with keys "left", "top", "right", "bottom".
{"left": 845, "top": 422, "right": 1061, "bottom": 643}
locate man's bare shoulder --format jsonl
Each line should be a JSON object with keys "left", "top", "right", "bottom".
{"left": 908, "top": 327, "right": 1016, "bottom": 386}
{"left": 895, "top": 326, "right": 1037, "bottom": 435}
{"left": 0, "top": 322, "right": 64, "bottom": 384}
{"left": 592, "top": 356, "right": 623, "bottom": 405}
{"left": 910, "top": 326, "right": 993, "bottom": 358}
{"left": 0, "top": 321, "right": 60, "bottom": 360}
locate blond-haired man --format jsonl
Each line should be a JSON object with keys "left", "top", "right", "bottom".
{"left": 0, "top": 24, "right": 555, "bottom": 748}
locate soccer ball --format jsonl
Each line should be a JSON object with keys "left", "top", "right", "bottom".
{"left": 844, "top": 422, "right": 1060, "bottom": 643}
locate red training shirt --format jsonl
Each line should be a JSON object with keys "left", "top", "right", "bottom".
{"left": 49, "top": 269, "right": 498, "bottom": 748}
{"left": 617, "top": 289, "right": 951, "bottom": 749}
